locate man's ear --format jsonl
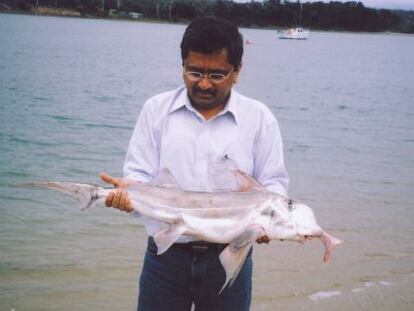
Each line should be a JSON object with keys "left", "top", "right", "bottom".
{"left": 233, "top": 63, "right": 242, "bottom": 84}
{"left": 236, "top": 62, "right": 242, "bottom": 73}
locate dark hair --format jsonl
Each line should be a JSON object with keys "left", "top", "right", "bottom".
{"left": 180, "top": 17, "right": 244, "bottom": 69}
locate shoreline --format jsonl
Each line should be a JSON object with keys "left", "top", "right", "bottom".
{"left": 1, "top": 8, "right": 413, "bottom": 35}
{"left": 0, "top": 7, "right": 187, "bottom": 24}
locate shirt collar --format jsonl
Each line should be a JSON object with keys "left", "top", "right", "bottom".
{"left": 219, "top": 89, "right": 239, "bottom": 125}
{"left": 169, "top": 86, "right": 240, "bottom": 125}
{"left": 169, "top": 86, "right": 188, "bottom": 114}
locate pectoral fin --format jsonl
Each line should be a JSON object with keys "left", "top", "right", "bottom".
{"left": 219, "top": 225, "right": 266, "bottom": 293}
{"left": 153, "top": 222, "right": 186, "bottom": 255}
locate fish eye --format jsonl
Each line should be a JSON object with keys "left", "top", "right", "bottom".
{"left": 287, "top": 199, "right": 294, "bottom": 210}
{"left": 270, "top": 210, "right": 275, "bottom": 217}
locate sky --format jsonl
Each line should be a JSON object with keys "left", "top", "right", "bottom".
{"left": 323, "top": 0, "right": 414, "bottom": 10}
{"left": 235, "top": 1, "right": 414, "bottom": 11}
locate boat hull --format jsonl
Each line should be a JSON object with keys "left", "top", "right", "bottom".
{"left": 278, "top": 27, "right": 309, "bottom": 40}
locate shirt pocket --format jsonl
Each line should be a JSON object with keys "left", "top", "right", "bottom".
{"left": 225, "top": 154, "right": 253, "bottom": 176}
{"left": 236, "top": 156, "right": 254, "bottom": 175}
{"left": 220, "top": 140, "right": 254, "bottom": 176}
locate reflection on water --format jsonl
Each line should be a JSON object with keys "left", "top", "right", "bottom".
{"left": 1, "top": 13, "right": 414, "bottom": 311}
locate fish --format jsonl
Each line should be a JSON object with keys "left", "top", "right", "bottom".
{"left": 22, "top": 168, "right": 342, "bottom": 292}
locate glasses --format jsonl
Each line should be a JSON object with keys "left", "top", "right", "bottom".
{"left": 184, "top": 68, "right": 234, "bottom": 84}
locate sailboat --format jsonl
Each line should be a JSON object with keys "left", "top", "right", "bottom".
{"left": 278, "top": 2, "right": 310, "bottom": 40}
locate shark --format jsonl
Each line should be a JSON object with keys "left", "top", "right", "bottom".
{"left": 24, "top": 167, "right": 342, "bottom": 292}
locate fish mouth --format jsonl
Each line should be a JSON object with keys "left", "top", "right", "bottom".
{"left": 296, "top": 229, "right": 323, "bottom": 243}
{"left": 297, "top": 235, "right": 315, "bottom": 243}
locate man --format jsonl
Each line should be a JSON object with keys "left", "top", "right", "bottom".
{"left": 101, "top": 17, "right": 289, "bottom": 311}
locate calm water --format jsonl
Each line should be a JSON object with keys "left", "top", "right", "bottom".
{"left": 1, "top": 13, "right": 414, "bottom": 311}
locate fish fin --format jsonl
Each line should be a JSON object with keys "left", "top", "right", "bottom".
{"left": 151, "top": 168, "right": 181, "bottom": 189}
{"left": 218, "top": 224, "right": 266, "bottom": 293}
{"left": 208, "top": 157, "right": 241, "bottom": 192}
{"left": 153, "top": 222, "right": 186, "bottom": 254}
{"left": 19, "top": 182, "right": 105, "bottom": 210}
{"left": 219, "top": 244, "right": 252, "bottom": 294}
{"left": 233, "top": 170, "right": 267, "bottom": 192}
{"left": 208, "top": 157, "right": 267, "bottom": 193}
{"left": 320, "top": 231, "right": 343, "bottom": 262}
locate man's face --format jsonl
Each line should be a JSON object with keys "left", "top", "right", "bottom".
{"left": 183, "top": 49, "right": 241, "bottom": 113}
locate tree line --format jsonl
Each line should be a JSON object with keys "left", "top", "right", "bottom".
{"left": 1, "top": 0, "right": 413, "bottom": 33}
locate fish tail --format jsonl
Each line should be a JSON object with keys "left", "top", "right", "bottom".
{"left": 19, "top": 182, "right": 106, "bottom": 211}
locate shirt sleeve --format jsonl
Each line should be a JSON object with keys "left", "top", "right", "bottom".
{"left": 253, "top": 118, "right": 289, "bottom": 196}
{"left": 123, "top": 101, "right": 159, "bottom": 182}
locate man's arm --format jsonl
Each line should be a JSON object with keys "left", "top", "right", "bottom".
{"left": 253, "top": 118, "right": 289, "bottom": 196}
{"left": 253, "top": 117, "right": 289, "bottom": 244}
{"left": 102, "top": 100, "right": 160, "bottom": 213}
{"left": 123, "top": 101, "right": 160, "bottom": 182}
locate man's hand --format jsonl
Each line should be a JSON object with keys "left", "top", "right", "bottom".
{"left": 256, "top": 236, "right": 270, "bottom": 244}
{"left": 100, "top": 173, "right": 135, "bottom": 213}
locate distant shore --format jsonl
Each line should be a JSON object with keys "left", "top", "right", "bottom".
{"left": 0, "top": 6, "right": 184, "bottom": 25}
{"left": 0, "top": 6, "right": 103, "bottom": 19}
{"left": 25, "top": 6, "right": 82, "bottom": 17}
{"left": 1, "top": 5, "right": 413, "bottom": 34}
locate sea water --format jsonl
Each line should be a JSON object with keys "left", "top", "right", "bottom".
{"left": 1, "top": 13, "right": 413, "bottom": 310}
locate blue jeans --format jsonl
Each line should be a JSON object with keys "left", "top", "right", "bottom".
{"left": 137, "top": 237, "right": 252, "bottom": 311}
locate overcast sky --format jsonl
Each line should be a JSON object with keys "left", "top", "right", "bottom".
{"left": 235, "top": 1, "right": 414, "bottom": 10}
{"left": 310, "top": 0, "right": 414, "bottom": 10}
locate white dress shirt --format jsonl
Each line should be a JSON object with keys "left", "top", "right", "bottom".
{"left": 123, "top": 86, "right": 289, "bottom": 240}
